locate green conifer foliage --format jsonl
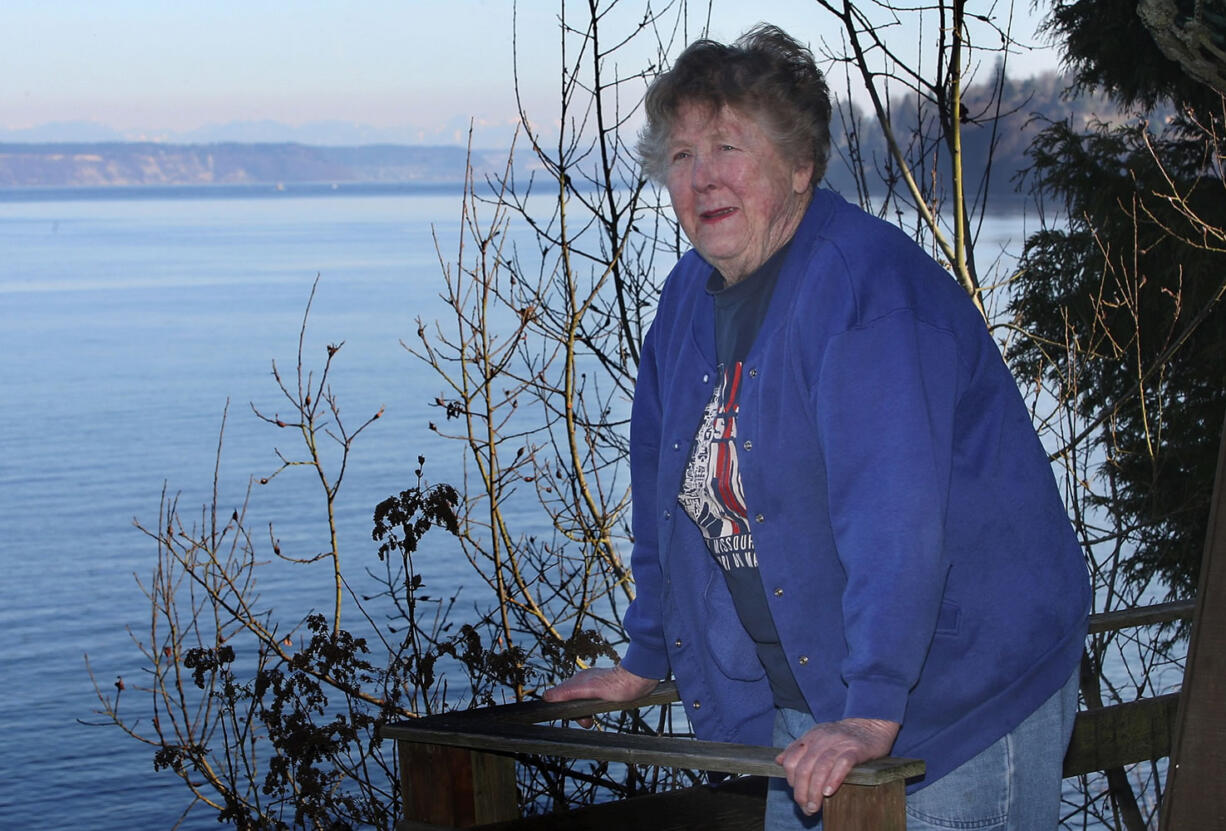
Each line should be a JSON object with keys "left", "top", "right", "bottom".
{"left": 1011, "top": 1, "right": 1226, "bottom": 600}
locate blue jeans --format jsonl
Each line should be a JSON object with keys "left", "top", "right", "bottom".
{"left": 765, "top": 669, "right": 1079, "bottom": 830}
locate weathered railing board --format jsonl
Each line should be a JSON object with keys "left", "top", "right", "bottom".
{"left": 1087, "top": 599, "right": 1196, "bottom": 634}
{"left": 384, "top": 715, "right": 923, "bottom": 785}
{"left": 1063, "top": 693, "right": 1180, "bottom": 777}
{"left": 435, "top": 682, "right": 684, "bottom": 726}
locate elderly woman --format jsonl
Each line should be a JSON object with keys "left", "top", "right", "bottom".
{"left": 546, "top": 24, "right": 1089, "bottom": 830}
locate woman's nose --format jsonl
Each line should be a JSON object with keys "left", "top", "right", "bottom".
{"left": 691, "top": 156, "right": 717, "bottom": 191}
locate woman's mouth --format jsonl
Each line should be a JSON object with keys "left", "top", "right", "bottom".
{"left": 700, "top": 207, "right": 737, "bottom": 222}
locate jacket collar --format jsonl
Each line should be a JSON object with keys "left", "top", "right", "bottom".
{"left": 684, "top": 189, "right": 841, "bottom": 365}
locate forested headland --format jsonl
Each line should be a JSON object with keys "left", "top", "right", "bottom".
{"left": 2, "top": 71, "right": 1130, "bottom": 201}
{"left": 0, "top": 142, "right": 511, "bottom": 188}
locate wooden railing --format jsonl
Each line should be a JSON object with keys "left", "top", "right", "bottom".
{"left": 381, "top": 599, "right": 1195, "bottom": 831}
{"left": 385, "top": 684, "right": 921, "bottom": 831}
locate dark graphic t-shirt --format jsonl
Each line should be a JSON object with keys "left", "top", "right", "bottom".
{"left": 676, "top": 245, "right": 807, "bottom": 710}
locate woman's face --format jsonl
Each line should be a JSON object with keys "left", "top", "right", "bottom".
{"left": 665, "top": 102, "right": 813, "bottom": 283}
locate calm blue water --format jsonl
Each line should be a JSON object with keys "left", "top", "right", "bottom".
{"left": 0, "top": 188, "right": 489, "bottom": 829}
{"left": 0, "top": 188, "right": 1036, "bottom": 829}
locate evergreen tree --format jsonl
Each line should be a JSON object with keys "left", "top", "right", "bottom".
{"left": 1009, "top": 0, "right": 1226, "bottom": 599}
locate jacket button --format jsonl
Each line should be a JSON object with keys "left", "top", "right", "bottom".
{"left": 692, "top": 700, "right": 702, "bottom": 709}
{"left": 674, "top": 638, "right": 683, "bottom": 648}
{"left": 702, "top": 373, "right": 710, "bottom": 384}
{"left": 754, "top": 513, "right": 765, "bottom": 523}
{"left": 664, "top": 510, "right": 672, "bottom": 520}
{"left": 748, "top": 368, "right": 758, "bottom": 378}
{"left": 673, "top": 441, "right": 681, "bottom": 451}
{"left": 742, "top": 440, "right": 753, "bottom": 451}
{"left": 798, "top": 655, "right": 810, "bottom": 665}
{"left": 773, "top": 587, "right": 784, "bottom": 597}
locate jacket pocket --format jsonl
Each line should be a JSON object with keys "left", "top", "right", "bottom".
{"left": 702, "top": 573, "right": 766, "bottom": 682}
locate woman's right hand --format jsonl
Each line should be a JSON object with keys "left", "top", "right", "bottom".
{"left": 542, "top": 665, "right": 659, "bottom": 728}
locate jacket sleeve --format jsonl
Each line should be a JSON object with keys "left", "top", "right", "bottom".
{"left": 814, "top": 309, "right": 960, "bottom": 723}
{"left": 618, "top": 310, "right": 673, "bottom": 681}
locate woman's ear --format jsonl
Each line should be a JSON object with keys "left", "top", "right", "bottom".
{"left": 792, "top": 162, "right": 815, "bottom": 193}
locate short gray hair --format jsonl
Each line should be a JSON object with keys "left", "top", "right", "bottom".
{"left": 637, "top": 24, "right": 832, "bottom": 186}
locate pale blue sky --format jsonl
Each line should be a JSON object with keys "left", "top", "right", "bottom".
{"left": 2, "top": 0, "right": 1061, "bottom": 143}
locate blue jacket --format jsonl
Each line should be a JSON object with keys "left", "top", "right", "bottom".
{"left": 620, "top": 190, "right": 1090, "bottom": 787}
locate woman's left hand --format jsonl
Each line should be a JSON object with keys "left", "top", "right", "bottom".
{"left": 774, "top": 717, "right": 901, "bottom": 816}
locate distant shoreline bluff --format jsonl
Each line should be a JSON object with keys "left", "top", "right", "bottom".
{"left": 0, "top": 142, "right": 516, "bottom": 189}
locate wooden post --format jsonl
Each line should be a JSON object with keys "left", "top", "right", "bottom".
{"left": 823, "top": 780, "right": 907, "bottom": 831}
{"left": 398, "top": 740, "right": 518, "bottom": 828}
{"left": 1160, "top": 411, "right": 1226, "bottom": 829}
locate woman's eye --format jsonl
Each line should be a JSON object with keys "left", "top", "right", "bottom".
{"left": 671, "top": 150, "right": 691, "bottom": 162}
{"left": 720, "top": 144, "right": 737, "bottom": 152}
